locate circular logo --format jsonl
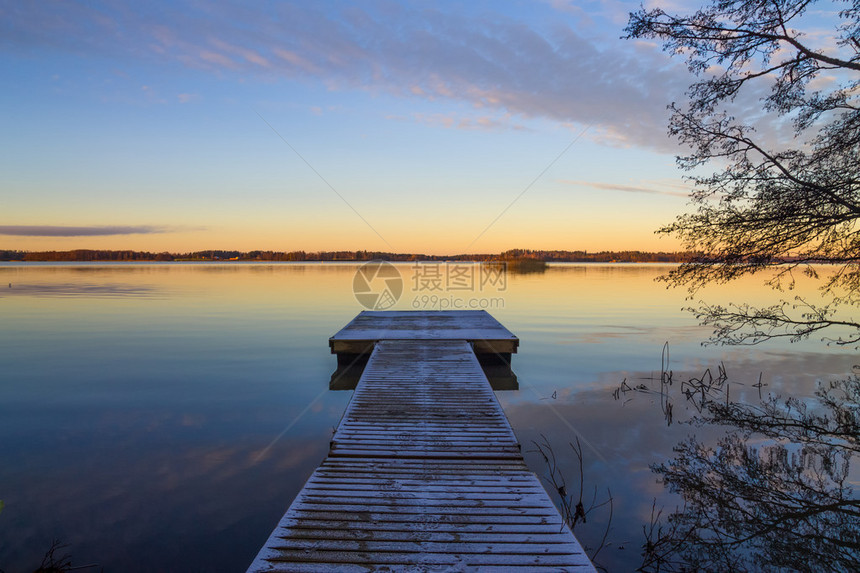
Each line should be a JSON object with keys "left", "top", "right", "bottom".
{"left": 353, "top": 260, "right": 403, "bottom": 310}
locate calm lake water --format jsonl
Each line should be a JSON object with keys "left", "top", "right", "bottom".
{"left": 0, "top": 262, "right": 856, "bottom": 572}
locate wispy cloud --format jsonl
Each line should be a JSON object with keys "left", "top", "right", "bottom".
{"left": 0, "top": 225, "right": 172, "bottom": 237}
{"left": 560, "top": 179, "right": 690, "bottom": 197}
{"left": 0, "top": 1, "right": 691, "bottom": 152}
{"left": 408, "top": 111, "right": 528, "bottom": 132}
{"left": 177, "top": 92, "right": 198, "bottom": 103}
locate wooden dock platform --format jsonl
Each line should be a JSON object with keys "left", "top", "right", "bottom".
{"left": 329, "top": 310, "right": 519, "bottom": 356}
{"left": 249, "top": 311, "right": 595, "bottom": 572}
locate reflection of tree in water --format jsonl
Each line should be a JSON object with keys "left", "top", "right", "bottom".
{"left": 539, "top": 356, "right": 859, "bottom": 571}
{"left": 638, "top": 374, "right": 859, "bottom": 572}
{"left": 612, "top": 0, "right": 860, "bottom": 567}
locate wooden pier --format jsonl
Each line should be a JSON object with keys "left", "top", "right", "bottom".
{"left": 248, "top": 311, "right": 595, "bottom": 572}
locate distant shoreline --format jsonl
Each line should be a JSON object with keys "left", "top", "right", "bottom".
{"left": 0, "top": 248, "right": 693, "bottom": 264}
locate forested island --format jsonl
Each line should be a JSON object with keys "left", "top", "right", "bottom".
{"left": 0, "top": 248, "right": 692, "bottom": 263}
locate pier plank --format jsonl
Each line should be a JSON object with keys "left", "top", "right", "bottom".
{"left": 249, "top": 313, "right": 595, "bottom": 572}
{"left": 329, "top": 310, "right": 519, "bottom": 354}
{"left": 330, "top": 340, "right": 520, "bottom": 460}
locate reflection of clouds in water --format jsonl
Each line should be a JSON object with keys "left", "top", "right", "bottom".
{"left": 0, "top": 282, "right": 161, "bottom": 298}
{"left": 558, "top": 325, "right": 650, "bottom": 344}
{"left": 180, "top": 413, "right": 205, "bottom": 427}
{"left": 559, "top": 324, "right": 718, "bottom": 345}
{"left": 505, "top": 393, "right": 695, "bottom": 571}
{"left": 0, "top": 433, "right": 329, "bottom": 571}
{"left": 501, "top": 348, "right": 859, "bottom": 571}
{"left": 519, "top": 346, "right": 858, "bottom": 397}
{"left": 0, "top": 378, "right": 350, "bottom": 571}
{"left": 2, "top": 263, "right": 853, "bottom": 571}
{"left": 523, "top": 323, "right": 718, "bottom": 348}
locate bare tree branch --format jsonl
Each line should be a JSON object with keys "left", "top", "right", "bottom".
{"left": 626, "top": 0, "right": 860, "bottom": 346}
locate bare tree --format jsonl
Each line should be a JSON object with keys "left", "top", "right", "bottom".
{"left": 625, "top": 0, "right": 860, "bottom": 346}
{"left": 645, "top": 377, "right": 860, "bottom": 572}
{"left": 612, "top": 352, "right": 860, "bottom": 571}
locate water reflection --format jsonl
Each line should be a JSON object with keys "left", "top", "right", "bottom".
{"left": 0, "top": 283, "right": 160, "bottom": 297}
{"left": 0, "top": 263, "right": 856, "bottom": 572}
{"left": 503, "top": 349, "right": 858, "bottom": 572}
{"left": 641, "top": 375, "right": 859, "bottom": 572}
{"left": 504, "top": 258, "right": 548, "bottom": 274}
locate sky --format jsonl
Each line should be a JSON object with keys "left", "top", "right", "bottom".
{"left": 0, "top": 0, "right": 703, "bottom": 255}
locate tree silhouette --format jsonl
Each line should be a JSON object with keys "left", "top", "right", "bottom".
{"left": 625, "top": 0, "right": 860, "bottom": 346}
{"left": 637, "top": 374, "right": 859, "bottom": 572}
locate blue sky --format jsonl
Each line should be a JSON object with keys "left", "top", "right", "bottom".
{"left": 1, "top": 0, "right": 699, "bottom": 254}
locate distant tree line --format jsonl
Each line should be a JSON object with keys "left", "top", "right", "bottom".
{"left": 496, "top": 249, "right": 694, "bottom": 263}
{"left": 0, "top": 249, "right": 175, "bottom": 261}
{"left": 0, "top": 248, "right": 694, "bottom": 263}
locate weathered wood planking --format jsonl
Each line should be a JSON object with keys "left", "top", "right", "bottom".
{"left": 250, "top": 459, "right": 594, "bottom": 572}
{"left": 329, "top": 310, "right": 519, "bottom": 355}
{"left": 331, "top": 341, "right": 521, "bottom": 460}
{"left": 249, "top": 314, "right": 595, "bottom": 572}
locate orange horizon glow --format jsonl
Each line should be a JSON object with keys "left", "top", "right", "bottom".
{"left": 0, "top": 228, "right": 685, "bottom": 256}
